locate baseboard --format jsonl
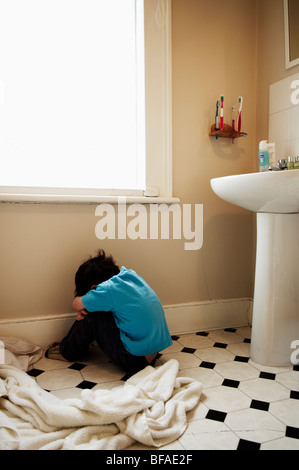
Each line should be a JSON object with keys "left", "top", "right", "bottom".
{"left": 0, "top": 314, "right": 77, "bottom": 350}
{"left": 164, "top": 298, "right": 252, "bottom": 336}
{"left": 0, "top": 298, "right": 252, "bottom": 349}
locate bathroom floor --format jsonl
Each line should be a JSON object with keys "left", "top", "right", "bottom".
{"left": 28, "top": 326, "right": 299, "bottom": 450}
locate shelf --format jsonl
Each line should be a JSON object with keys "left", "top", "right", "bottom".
{"left": 209, "top": 123, "right": 247, "bottom": 139}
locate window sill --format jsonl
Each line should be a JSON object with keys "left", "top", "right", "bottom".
{"left": 0, "top": 191, "right": 180, "bottom": 205}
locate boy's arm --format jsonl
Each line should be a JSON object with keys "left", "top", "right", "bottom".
{"left": 72, "top": 296, "right": 89, "bottom": 321}
{"left": 72, "top": 296, "right": 85, "bottom": 311}
{"left": 72, "top": 284, "right": 98, "bottom": 313}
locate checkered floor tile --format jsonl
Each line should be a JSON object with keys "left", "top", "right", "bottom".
{"left": 28, "top": 327, "right": 299, "bottom": 450}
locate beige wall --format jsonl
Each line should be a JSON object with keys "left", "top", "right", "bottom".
{"left": 1, "top": 0, "right": 285, "bottom": 322}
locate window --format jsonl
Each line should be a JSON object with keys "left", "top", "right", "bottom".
{"left": 0, "top": 0, "right": 173, "bottom": 202}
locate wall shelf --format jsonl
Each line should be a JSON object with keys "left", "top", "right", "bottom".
{"left": 209, "top": 123, "right": 247, "bottom": 139}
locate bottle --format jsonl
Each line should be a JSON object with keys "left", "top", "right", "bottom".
{"left": 295, "top": 156, "right": 299, "bottom": 169}
{"left": 259, "top": 140, "right": 270, "bottom": 172}
{"left": 287, "top": 156, "right": 294, "bottom": 170}
{"left": 267, "top": 142, "right": 276, "bottom": 169}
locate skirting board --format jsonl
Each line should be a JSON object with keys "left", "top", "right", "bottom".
{"left": 165, "top": 298, "right": 252, "bottom": 336}
{"left": 0, "top": 298, "right": 252, "bottom": 349}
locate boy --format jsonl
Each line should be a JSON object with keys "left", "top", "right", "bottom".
{"left": 46, "top": 250, "right": 172, "bottom": 374}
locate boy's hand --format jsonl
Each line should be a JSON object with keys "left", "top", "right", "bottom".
{"left": 77, "top": 309, "right": 89, "bottom": 321}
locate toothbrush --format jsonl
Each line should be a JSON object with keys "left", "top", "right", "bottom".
{"left": 232, "top": 105, "right": 236, "bottom": 143}
{"left": 237, "top": 96, "right": 243, "bottom": 133}
{"left": 220, "top": 95, "right": 224, "bottom": 130}
{"left": 215, "top": 100, "right": 220, "bottom": 130}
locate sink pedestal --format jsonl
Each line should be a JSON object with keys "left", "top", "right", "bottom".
{"left": 251, "top": 213, "right": 299, "bottom": 366}
{"left": 211, "top": 171, "right": 299, "bottom": 367}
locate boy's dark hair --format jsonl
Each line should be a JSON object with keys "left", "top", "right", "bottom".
{"left": 75, "top": 249, "right": 120, "bottom": 296}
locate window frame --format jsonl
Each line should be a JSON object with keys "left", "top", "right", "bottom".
{"left": 0, "top": 0, "right": 174, "bottom": 204}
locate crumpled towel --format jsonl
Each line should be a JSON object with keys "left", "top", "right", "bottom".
{"left": 0, "top": 359, "right": 202, "bottom": 450}
{"left": 0, "top": 337, "right": 43, "bottom": 371}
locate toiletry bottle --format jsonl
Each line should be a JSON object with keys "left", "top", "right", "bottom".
{"left": 259, "top": 140, "right": 270, "bottom": 172}
{"left": 287, "top": 156, "right": 294, "bottom": 170}
{"left": 267, "top": 142, "right": 276, "bottom": 169}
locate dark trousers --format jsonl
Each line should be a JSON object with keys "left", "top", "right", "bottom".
{"left": 59, "top": 311, "right": 149, "bottom": 374}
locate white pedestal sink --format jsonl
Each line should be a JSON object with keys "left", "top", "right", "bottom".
{"left": 211, "top": 170, "right": 299, "bottom": 366}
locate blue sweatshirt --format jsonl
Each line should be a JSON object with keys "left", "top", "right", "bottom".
{"left": 82, "top": 267, "right": 172, "bottom": 356}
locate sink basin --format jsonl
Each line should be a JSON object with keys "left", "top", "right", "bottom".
{"left": 210, "top": 170, "right": 299, "bottom": 366}
{"left": 211, "top": 169, "right": 299, "bottom": 213}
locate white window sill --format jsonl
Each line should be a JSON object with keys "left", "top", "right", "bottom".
{"left": 0, "top": 191, "right": 180, "bottom": 205}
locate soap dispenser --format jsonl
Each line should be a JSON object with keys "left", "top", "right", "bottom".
{"left": 259, "top": 140, "right": 270, "bottom": 172}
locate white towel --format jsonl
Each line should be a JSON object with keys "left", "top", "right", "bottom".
{"left": 0, "top": 337, "right": 43, "bottom": 371}
{"left": 0, "top": 359, "right": 202, "bottom": 450}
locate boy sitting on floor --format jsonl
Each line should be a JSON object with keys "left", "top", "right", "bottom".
{"left": 46, "top": 250, "right": 172, "bottom": 374}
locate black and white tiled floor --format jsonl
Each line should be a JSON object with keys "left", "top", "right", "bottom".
{"left": 28, "top": 327, "right": 299, "bottom": 450}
